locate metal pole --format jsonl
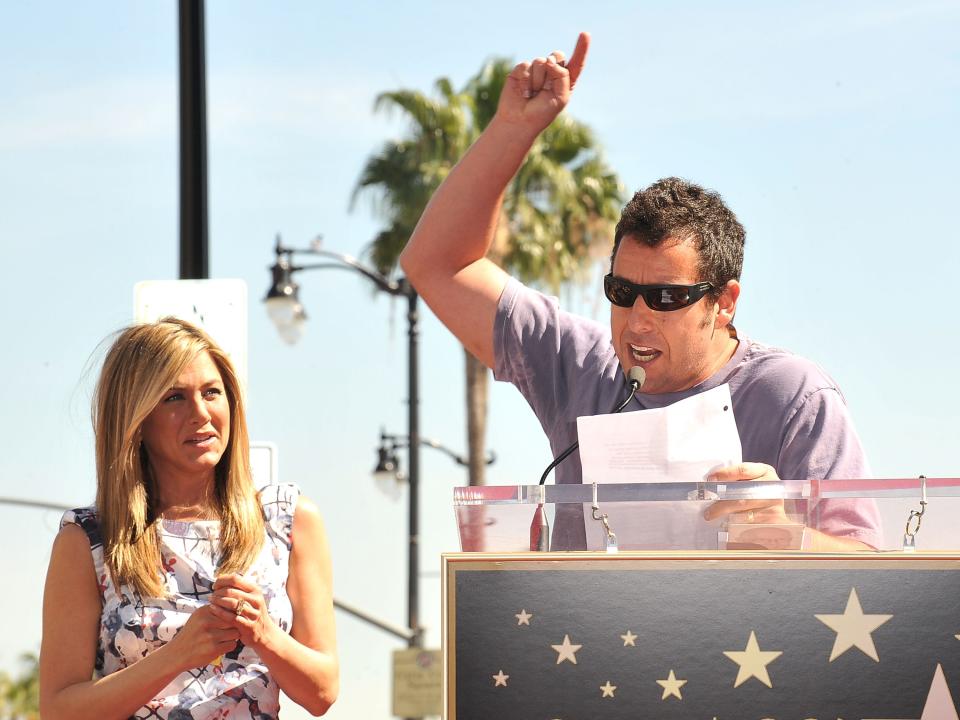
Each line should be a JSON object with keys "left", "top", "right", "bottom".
{"left": 178, "top": 0, "right": 208, "bottom": 279}
{"left": 406, "top": 283, "right": 421, "bottom": 649}
{"left": 333, "top": 598, "right": 415, "bottom": 644}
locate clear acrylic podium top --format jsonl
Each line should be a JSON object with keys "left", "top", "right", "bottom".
{"left": 453, "top": 477, "right": 960, "bottom": 553}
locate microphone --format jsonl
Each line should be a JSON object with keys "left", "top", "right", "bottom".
{"left": 537, "top": 366, "right": 645, "bottom": 485}
{"left": 530, "top": 366, "right": 646, "bottom": 551}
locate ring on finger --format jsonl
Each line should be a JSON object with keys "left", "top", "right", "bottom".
{"left": 235, "top": 598, "right": 247, "bottom": 618}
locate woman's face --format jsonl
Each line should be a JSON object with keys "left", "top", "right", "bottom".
{"left": 140, "top": 351, "right": 231, "bottom": 485}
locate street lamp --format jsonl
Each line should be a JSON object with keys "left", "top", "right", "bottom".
{"left": 263, "top": 251, "right": 306, "bottom": 344}
{"left": 264, "top": 233, "right": 425, "bottom": 647}
{"left": 373, "top": 429, "right": 495, "bottom": 499}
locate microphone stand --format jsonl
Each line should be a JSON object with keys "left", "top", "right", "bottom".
{"left": 529, "top": 367, "right": 645, "bottom": 551}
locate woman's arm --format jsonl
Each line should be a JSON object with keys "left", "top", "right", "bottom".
{"left": 211, "top": 496, "right": 339, "bottom": 716}
{"left": 40, "top": 524, "right": 241, "bottom": 720}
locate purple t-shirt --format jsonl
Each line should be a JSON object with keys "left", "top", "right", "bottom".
{"left": 493, "top": 278, "right": 881, "bottom": 550}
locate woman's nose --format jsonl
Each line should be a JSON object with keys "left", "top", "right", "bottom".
{"left": 190, "top": 395, "right": 212, "bottom": 424}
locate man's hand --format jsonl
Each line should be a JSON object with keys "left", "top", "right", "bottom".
{"left": 703, "top": 462, "right": 790, "bottom": 523}
{"left": 496, "top": 32, "right": 590, "bottom": 134}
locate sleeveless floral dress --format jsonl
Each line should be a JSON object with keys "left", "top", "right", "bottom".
{"left": 61, "top": 483, "right": 300, "bottom": 720}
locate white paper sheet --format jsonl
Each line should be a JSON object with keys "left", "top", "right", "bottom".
{"left": 575, "top": 384, "right": 744, "bottom": 550}
{"left": 577, "top": 383, "right": 742, "bottom": 485}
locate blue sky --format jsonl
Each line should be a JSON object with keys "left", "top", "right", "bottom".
{"left": 2, "top": 2, "right": 958, "bottom": 717}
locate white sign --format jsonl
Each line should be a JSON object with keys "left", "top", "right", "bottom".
{"left": 133, "top": 279, "right": 248, "bottom": 389}
{"left": 392, "top": 648, "right": 442, "bottom": 718}
{"left": 250, "top": 442, "right": 278, "bottom": 489}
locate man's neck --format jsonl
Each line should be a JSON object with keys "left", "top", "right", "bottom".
{"left": 704, "top": 332, "right": 740, "bottom": 383}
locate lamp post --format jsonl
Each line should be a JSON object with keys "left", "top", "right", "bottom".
{"left": 264, "top": 234, "right": 424, "bottom": 647}
{"left": 373, "top": 429, "right": 496, "bottom": 494}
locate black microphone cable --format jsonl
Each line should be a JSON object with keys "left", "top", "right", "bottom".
{"left": 537, "top": 366, "right": 646, "bottom": 485}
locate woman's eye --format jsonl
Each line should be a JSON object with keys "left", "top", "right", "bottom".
{"left": 163, "top": 393, "right": 183, "bottom": 403}
{"left": 204, "top": 388, "right": 223, "bottom": 398}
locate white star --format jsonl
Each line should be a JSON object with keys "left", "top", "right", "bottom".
{"left": 600, "top": 680, "right": 617, "bottom": 698}
{"left": 492, "top": 669, "right": 509, "bottom": 687}
{"left": 815, "top": 588, "right": 892, "bottom": 662}
{"left": 920, "top": 664, "right": 960, "bottom": 720}
{"left": 656, "top": 669, "right": 687, "bottom": 700}
{"left": 551, "top": 634, "right": 582, "bottom": 665}
{"left": 723, "top": 631, "right": 783, "bottom": 688}
{"left": 620, "top": 630, "right": 637, "bottom": 647}
{"left": 515, "top": 609, "right": 532, "bottom": 626}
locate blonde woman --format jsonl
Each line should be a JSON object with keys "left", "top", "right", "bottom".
{"left": 39, "top": 318, "right": 338, "bottom": 719}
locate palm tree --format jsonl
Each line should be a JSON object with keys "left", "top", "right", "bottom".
{"left": 353, "top": 59, "right": 624, "bottom": 486}
{"left": 0, "top": 652, "right": 39, "bottom": 720}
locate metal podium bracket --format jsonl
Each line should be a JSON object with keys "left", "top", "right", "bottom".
{"left": 590, "top": 482, "right": 618, "bottom": 553}
{"left": 903, "top": 475, "right": 928, "bottom": 552}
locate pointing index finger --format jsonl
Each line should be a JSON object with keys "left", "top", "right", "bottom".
{"left": 565, "top": 32, "right": 591, "bottom": 88}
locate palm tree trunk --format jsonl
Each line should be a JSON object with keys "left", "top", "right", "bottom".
{"left": 464, "top": 348, "right": 489, "bottom": 486}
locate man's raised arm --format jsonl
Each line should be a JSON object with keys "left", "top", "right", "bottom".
{"left": 400, "top": 33, "right": 591, "bottom": 369}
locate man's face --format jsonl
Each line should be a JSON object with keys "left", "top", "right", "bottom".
{"left": 610, "top": 235, "right": 739, "bottom": 394}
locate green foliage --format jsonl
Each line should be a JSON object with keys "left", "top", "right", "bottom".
{"left": 353, "top": 58, "right": 625, "bottom": 289}
{"left": 0, "top": 652, "right": 39, "bottom": 720}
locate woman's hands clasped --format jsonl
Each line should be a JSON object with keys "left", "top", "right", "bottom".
{"left": 166, "top": 604, "right": 241, "bottom": 669}
{"left": 209, "top": 573, "right": 277, "bottom": 651}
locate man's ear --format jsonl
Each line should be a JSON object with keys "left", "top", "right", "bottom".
{"left": 715, "top": 279, "right": 740, "bottom": 329}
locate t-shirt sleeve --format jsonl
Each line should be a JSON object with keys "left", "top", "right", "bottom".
{"left": 779, "top": 387, "right": 869, "bottom": 481}
{"left": 493, "top": 278, "right": 618, "bottom": 437}
{"left": 780, "top": 388, "right": 883, "bottom": 548}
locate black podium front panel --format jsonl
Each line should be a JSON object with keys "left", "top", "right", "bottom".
{"left": 443, "top": 553, "right": 960, "bottom": 719}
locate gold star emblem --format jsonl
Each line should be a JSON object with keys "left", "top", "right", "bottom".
{"left": 551, "top": 634, "right": 582, "bottom": 665}
{"left": 515, "top": 609, "right": 532, "bottom": 626}
{"left": 656, "top": 669, "right": 687, "bottom": 700}
{"left": 921, "top": 664, "right": 960, "bottom": 720}
{"left": 815, "top": 588, "right": 892, "bottom": 662}
{"left": 620, "top": 630, "right": 637, "bottom": 646}
{"left": 492, "top": 669, "right": 509, "bottom": 687}
{"left": 600, "top": 680, "right": 617, "bottom": 698}
{"left": 723, "top": 631, "right": 782, "bottom": 688}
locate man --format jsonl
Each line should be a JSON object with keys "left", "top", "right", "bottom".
{"left": 400, "top": 33, "right": 880, "bottom": 551}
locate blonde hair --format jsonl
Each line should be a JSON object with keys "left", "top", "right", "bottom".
{"left": 93, "top": 317, "right": 264, "bottom": 598}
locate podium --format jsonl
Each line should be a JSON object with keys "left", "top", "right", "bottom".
{"left": 443, "top": 478, "right": 960, "bottom": 718}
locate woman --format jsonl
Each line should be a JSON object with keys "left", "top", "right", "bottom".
{"left": 39, "top": 318, "right": 338, "bottom": 719}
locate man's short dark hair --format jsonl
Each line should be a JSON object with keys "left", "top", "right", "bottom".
{"left": 612, "top": 177, "right": 745, "bottom": 291}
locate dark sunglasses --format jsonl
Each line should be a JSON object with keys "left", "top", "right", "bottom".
{"left": 603, "top": 274, "right": 714, "bottom": 311}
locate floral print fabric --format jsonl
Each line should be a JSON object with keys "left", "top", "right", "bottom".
{"left": 61, "top": 483, "right": 300, "bottom": 719}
